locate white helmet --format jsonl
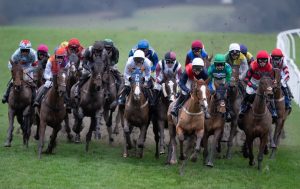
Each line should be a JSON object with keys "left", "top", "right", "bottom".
{"left": 192, "top": 58, "right": 204, "bottom": 67}
{"left": 229, "top": 43, "right": 240, "bottom": 52}
{"left": 19, "top": 39, "right": 32, "bottom": 50}
{"left": 133, "top": 49, "right": 145, "bottom": 59}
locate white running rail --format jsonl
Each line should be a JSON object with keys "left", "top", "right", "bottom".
{"left": 277, "top": 29, "right": 300, "bottom": 107}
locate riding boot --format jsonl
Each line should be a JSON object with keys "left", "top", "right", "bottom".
{"left": 268, "top": 98, "right": 278, "bottom": 122}
{"left": 239, "top": 94, "right": 252, "bottom": 118}
{"left": 118, "top": 85, "right": 131, "bottom": 105}
{"left": 282, "top": 86, "right": 292, "bottom": 110}
{"left": 171, "top": 94, "right": 188, "bottom": 117}
{"left": 33, "top": 86, "right": 48, "bottom": 107}
{"left": 2, "top": 82, "right": 13, "bottom": 104}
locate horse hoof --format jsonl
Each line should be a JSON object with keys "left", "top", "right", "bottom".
{"left": 179, "top": 155, "right": 186, "bottom": 161}
{"left": 249, "top": 161, "right": 255, "bottom": 166}
{"left": 206, "top": 161, "right": 214, "bottom": 167}
{"left": 190, "top": 155, "right": 197, "bottom": 162}
{"left": 34, "top": 135, "right": 39, "bottom": 140}
{"left": 123, "top": 153, "right": 128, "bottom": 158}
{"left": 226, "top": 153, "right": 232, "bottom": 159}
{"left": 4, "top": 141, "right": 11, "bottom": 147}
{"left": 67, "top": 134, "right": 73, "bottom": 142}
{"left": 170, "top": 159, "right": 177, "bottom": 165}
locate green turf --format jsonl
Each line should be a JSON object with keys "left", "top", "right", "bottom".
{"left": 0, "top": 27, "right": 299, "bottom": 189}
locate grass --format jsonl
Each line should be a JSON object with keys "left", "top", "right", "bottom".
{"left": 0, "top": 27, "right": 299, "bottom": 189}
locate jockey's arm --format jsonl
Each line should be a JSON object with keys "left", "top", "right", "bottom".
{"left": 178, "top": 71, "right": 190, "bottom": 94}
{"left": 112, "top": 47, "right": 119, "bottom": 66}
{"left": 144, "top": 60, "right": 152, "bottom": 82}
{"left": 176, "top": 65, "right": 183, "bottom": 83}
{"left": 244, "top": 68, "right": 254, "bottom": 87}
{"left": 43, "top": 60, "right": 53, "bottom": 81}
{"left": 239, "top": 57, "right": 249, "bottom": 80}
{"left": 155, "top": 61, "right": 163, "bottom": 84}
{"left": 225, "top": 64, "right": 232, "bottom": 84}
{"left": 124, "top": 59, "right": 132, "bottom": 82}
{"left": 150, "top": 51, "right": 159, "bottom": 72}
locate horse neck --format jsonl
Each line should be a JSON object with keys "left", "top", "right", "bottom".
{"left": 184, "top": 95, "right": 201, "bottom": 113}
{"left": 252, "top": 91, "right": 267, "bottom": 114}
{"left": 273, "top": 86, "right": 283, "bottom": 99}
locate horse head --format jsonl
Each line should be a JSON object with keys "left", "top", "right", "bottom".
{"left": 258, "top": 72, "right": 274, "bottom": 98}
{"left": 69, "top": 53, "right": 79, "bottom": 75}
{"left": 213, "top": 80, "right": 227, "bottom": 113}
{"left": 56, "top": 68, "right": 67, "bottom": 97}
{"left": 130, "top": 69, "right": 145, "bottom": 101}
{"left": 161, "top": 75, "right": 177, "bottom": 103}
{"left": 91, "top": 57, "right": 106, "bottom": 91}
{"left": 11, "top": 61, "right": 23, "bottom": 91}
{"left": 191, "top": 79, "right": 208, "bottom": 109}
{"left": 230, "top": 65, "right": 240, "bottom": 87}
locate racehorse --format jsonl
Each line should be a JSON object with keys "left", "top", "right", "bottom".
{"left": 203, "top": 81, "right": 227, "bottom": 167}
{"left": 270, "top": 68, "right": 292, "bottom": 159}
{"left": 4, "top": 61, "right": 35, "bottom": 147}
{"left": 152, "top": 75, "right": 177, "bottom": 158}
{"left": 238, "top": 73, "right": 274, "bottom": 170}
{"left": 70, "top": 56, "right": 106, "bottom": 151}
{"left": 167, "top": 79, "right": 208, "bottom": 165}
{"left": 37, "top": 68, "right": 69, "bottom": 158}
{"left": 225, "top": 65, "right": 243, "bottom": 159}
{"left": 119, "top": 68, "right": 150, "bottom": 158}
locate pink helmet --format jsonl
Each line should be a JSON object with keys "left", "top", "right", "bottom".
{"left": 37, "top": 44, "right": 49, "bottom": 53}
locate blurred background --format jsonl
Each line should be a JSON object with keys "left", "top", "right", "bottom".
{"left": 0, "top": 0, "right": 299, "bottom": 33}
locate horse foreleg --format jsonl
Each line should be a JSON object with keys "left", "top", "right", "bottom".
{"left": 64, "top": 114, "right": 73, "bottom": 142}
{"left": 166, "top": 121, "right": 177, "bottom": 165}
{"left": 152, "top": 120, "right": 160, "bottom": 159}
{"left": 202, "top": 132, "right": 209, "bottom": 165}
{"left": 226, "top": 120, "right": 238, "bottom": 159}
{"left": 4, "top": 108, "right": 15, "bottom": 147}
{"left": 22, "top": 106, "right": 32, "bottom": 148}
{"left": 158, "top": 120, "right": 165, "bottom": 155}
{"left": 113, "top": 109, "right": 120, "bottom": 135}
{"left": 137, "top": 124, "right": 148, "bottom": 158}
{"left": 270, "top": 119, "right": 284, "bottom": 159}
{"left": 258, "top": 135, "right": 268, "bottom": 170}
{"left": 86, "top": 116, "right": 96, "bottom": 152}
{"left": 38, "top": 120, "right": 47, "bottom": 159}
{"left": 191, "top": 129, "right": 204, "bottom": 162}
{"left": 106, "top": 111, "right": 114, "bottom": 144}
{"left": 46, "top": 125, "right": 61, "bottom": 154}
{"left": 34, "top": 112, "right": 40, "bottom": 140}
{"left": 207, "top": 129, "right": 222, "bottom": 167}
{"left": 123, "top": 119, "right": 131, "bottom": 157}
{"left": 247, "top": 136, "right": 255, "bottom": 166}
{"left": 73, "top": 115, "right": 83, "bottom": 143}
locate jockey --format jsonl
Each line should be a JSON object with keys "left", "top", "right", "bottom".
{"left": 118, "top": 50, "right": 152, "bottom": 105}
{"left": 66, "top": 38, "right": 85, "bottom": 62}
{"left": 225, "top": 43, "right": 248, "bottom": 80}
{"left": 207, "top": 54, "right": 232, "bottom": 121}
{"left": 185, "top": 40, "right": 208, "bottom": 67}
{"left": 103, "top": 39, "right": 123, "bottom": 92}
{"left": 37, "top": 44, "right": 50, "bottom": 69}
{"left": 171, "top": 58, "right": 211, "bottom": 118}
{"left": 270, "top": 48, "right": 293, "bottom": 110}
{"left": 2, "top": 39, "right": 37, "bottom": 104}
{"left": 154, "top": 51, "right": 182, "bottom": 100}
{"left": 240, "top": 44, "right": 254, "bottom": 65}
{"left": 75, "top": 41, "right": 109, "bottom": 99}
{"left": 239, "top": 50, "right": 278, "bottom": 120}
{"left": 33, "top": 47, "right": 70, "bottom": 107}
{"left": 128, "top": 39, "right": 159, "bottom": 73}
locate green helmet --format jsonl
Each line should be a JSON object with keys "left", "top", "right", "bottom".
{"left": 103, "top": 38, "right": 114, "bottom": 47}
{"left": 214, "top": 54, "right": 226, "bottom": 66}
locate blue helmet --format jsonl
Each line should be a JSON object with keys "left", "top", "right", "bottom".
{"left": 137, "top": 39, "right": 149, "bottom": 49}
{"left": 240, "top": 44, "right": 248, "bottom": 54}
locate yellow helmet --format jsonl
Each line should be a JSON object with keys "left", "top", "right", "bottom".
{"left": 60, "top": 41, "right": 69, "bottom": 48}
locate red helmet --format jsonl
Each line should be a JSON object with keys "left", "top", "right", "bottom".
{"left": 271, "top": 48, "right": 284, "bottom": 57}
{"left": 37, "top": 44, "right": 49, "bottom": 53}
{"left": 55, "top": 47, "right": 67, "bottom": 57}
{"left": 68, "top": 38, "right": 81, "bottom": 48}
{"left": 256, "top": 50, "right": 269, "bottom": 59}
{"left": 191, "top": 40, "right": 203, "bottom": 49}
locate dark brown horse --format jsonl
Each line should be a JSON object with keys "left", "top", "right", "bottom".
{"left": 203, "top": 81, "right": 227, "bottom": 167}
{"left": 119, "top": 69, "right": 150, "bottom": 158}
{"left": 33, "top": 59, "right": 46, "bottom": 89}
{"left": 37, "top": 68, "right": 68, "bottom": 158}
{"left": 4, "top": 62, "right": 35, "bottom": 147}
{"left": 70, "top": 57, "right": 106, "bottom": 151}
{"left": 167, "top": 79, "right": 208, "bottom": 165}
{"left": 270, "top": 68, "right": 292, "bottom": 159}
{"left": 66, "top": 53, "right": 80, "bottom": 96}
{"left": 225, "top": 65, "right": 243, "bottom": 159}
{"left": 238, "top": 73, "right": 274, "bottom": 170}
{"left": 152, "top": 75, "right": 177, "bottom": 158}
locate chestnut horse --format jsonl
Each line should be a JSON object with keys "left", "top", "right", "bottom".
{"left": 203, "top": 81, "right": 227, "bottom": 167}
{"left": 152, "top": 75, "right": 177, "bottom": 158}
{"left": 70, "top": 57, "right": 106, "bottom": 151}
{"left": 238, "top": 73, "right": 274, "bottom": 170}
{"left": 37, "top": 68, "right": 68, "bottom": 158}
{"left": 167, "top": 79, "right": 208, "bottom": 165}
{"left": 4, "top": 62, "right": 35, "bottom": 147}
{"left": 119, "top": 68, "right": 150, "bottom": 158}
{"left": 270, "top": 68, "right": 292, "bottom": 159}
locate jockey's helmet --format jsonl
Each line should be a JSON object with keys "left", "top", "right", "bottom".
{"left": 256, "top": 50, "right": 269, "bottom": 67}
{"left": 240, "top": 44, "right": 248, "bottom": 55}
{"left": 229, "top": 43, "right": 240, "bottom": 59}
{"left": 133, "top": 50, "right": 145, "bottom": 65}
{"left": 19, "top": 40, "right": 32, "bottom": 53}
{"left": 55, "top": 47, "right": 67, "bottom": 64}
{"left": 271, "top": 48, "right": 284, "bottom": 68}
{"left": 191, "top": 40, "right": 203, "bottom": 50}
{"left": 165, "top": 51, "right": 176, "bottom": 64}
{"left": 214, "top": 54, "right": 226, "bottom": 69}
{"left": 137, "top": 39, "right": 149, "bottom": 50}
{"left": 192, "top": 58, "right": 204, "bottom": 73}
{"left": 37, "top": 44, "right": 49, "bottom": 53}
